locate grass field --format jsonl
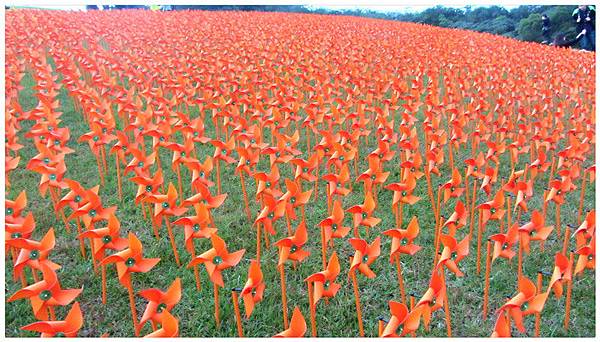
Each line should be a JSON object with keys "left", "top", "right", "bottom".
{"left": 4, "top": 9, "right": 596, "bottom": 338}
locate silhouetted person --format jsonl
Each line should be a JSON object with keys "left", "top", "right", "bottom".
{"left": 572, "top": 5, "right": 595, "bottom": 51}
{"left": 541, "top": 14, "right": 551, "bottom": 42}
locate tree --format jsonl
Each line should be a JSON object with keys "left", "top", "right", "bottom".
{"left": 518, "top": 13, "right": 544, "bottom": 42}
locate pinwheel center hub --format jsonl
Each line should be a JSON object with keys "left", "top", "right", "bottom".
{"left": 588, "top": 255, "right": 594, "bottom": 261}
{"left": 160, "top": 137, "right": 165, "bottom": 141}
{"left": 411, "top": 167, "right": 416, "bottom": 172}
{"left": 337, "top": 183, "right": 341, "bottom": 188}
{"left": 324, "top": 148, "right": 329, "bottom": 153}
{"left": 162, "top": 202, "right": 169, "bottom": 208}
{"left": 54, "top": 140, "right": 60, "bottom": 146}
{"left": 102, "top": 235, "right": 112, "bottom": 244}
{"left": 43, "top": 157, "right": 50, "bottom": 164}
{"left": 290, "top": 245, "right": 298, "bottom": 253}
{"left": 125, "top": 257, "right": 136, "bottom": 267}
{"left": 250, "top": 139, "right": 256, "bottom": 144}
{"left": 379, "top": 153, "right": 383, "bottom": 158}
{"left": 49, "top": 174, "right": 57, "bottom": 180}
{"left": 401, "top": 238, "right": 408, "bottom": 245}
{"left": 268, "top": 212, "right": 274, "bottom": 219}
{"left": 29, "top": 250, "right": 40, "bottom": 259}
{"left": 181, "top": 152, "right": 186, "bottom": 157}
{"left": 213, "top": 256, "right": 223, "bottom": 265}
{"left": 93, "top": 136, "right": 99, "bottom": 142}
{"left": 89, "top": 209, "right": 97, "bottom": 217}
{"left": 200, "top": 172, "right": 205, "bottom": 177}
{"left": 138, "top": 162, "right": 144, "bottom": 167}
{"left": 370, "top": 175, "right": 376, "bottom": 180}
{"left": 221, "top": 150, "right": 226, "bottom": 155}
{"left": 290, "top": 197, "right": 296, "bottom": 204}
{"left": 303, "top": 167, "right": 308, "bottom": 172}
{"left": 39, "top": 290, "right": 52, "bottom": 301}
{"left": 193, "top": 131, "right": 199, "bottom": 137}
{"left": 275, "top": 152, "right": 281, "bottom": 157}
{"left": 451, "top": 252, "right": 457, "bottom": 259}
{"left": 74, "top": 195, "right": 82, "bottom": 202}
{"left": 192, "top": 224, "right": 200, "bottom": 232}
{"left": 55, "top": 332, "right": 65, "bottom": 337}
{"left": 324, "top": 280, "right": 330, "bottom": 288}
{"left": 11, "top": 232, "right": 21, "bottom": 239}
{"left": 146, "top": 185, "right": 152, "bottom": 192}
{"left": 361, "top": 212, "right": 367, "bottom": 219}
{"left": 502, "top": 242, "right": 509, "bottom": 250}
{"left": 362, "top": 255, "right": 369, "bottom": 263}
{"left": 332, "top": 223, "right": 338, "bottom": 231}
{"left": 266, "top": 182, "right": 271, "bottom": 187}
{"left": 157, "top": 303, "right": 167, "bottom": 312}
{"left": 339, "top": 156, "right": 344, "bottom": 161}
{"left": 246, "top": 160, "right": 250, "bottom": 165}
{"left": 6, "top": 208, "right": 14, "bottom": 215}
{"left": 450, "top": 186, "right": 455, "bottom": 192}
{"left": 491, "top": 208, "right": 496, "bottom": 214}
{"left": 402, "top": 191, "right": 407, "bottom": 196}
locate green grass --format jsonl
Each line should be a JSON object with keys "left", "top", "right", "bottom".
{"left": 5, "top": 68, "right": 595, "bottom": 337}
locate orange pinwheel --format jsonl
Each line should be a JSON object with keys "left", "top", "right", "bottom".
{"left": 380, "top": 301, "right": 421, "bottom": 337}
{"left": 137, "top": 278, "right": 182, "bottom": 335}
{"left": 241, "top": 259, "right": 265, "bottom": 318}
{"left": 291, "top": 154, "right": 319, "bottom": 183}
{"left": 498, "top": 276, "right": 548, "bottom": 333}
{"left": 130, "top": 169, "right": 164, "bottom": 205}
{"left": 8, "top": 263, "right": 82, "bottom": 320}
{"left": 69, "top": 190, "right": 116, "bottom": 229}
{"left": 357, "top": 155, "right": 389, "bottom": 193}
{"left": 254, "top": 166, "right": 283, "bottom": 199}
{"left": 442, "top": 200, "right": 467, "bottom": 236}
{"left": 437, "top": 234, "right": 469, "bottom": 277}
{"left": 574, "top": 235, "right": 595, "bottom": 276}
{"left": 101, "top": 232, "right": 160, "bottom": 288}
{"left": 189, "top": 156, "right": 215, "bottom": 190}
{"left": 546, "top": 253, "right": 572, "bottom": 298}
{"left": 518, "top": 210, "right": 554, "bottom": 253}
{"left": 172, "top": 203, "right": 217, "bottom": 253}
{"left": 477, "top": 190, "right": 506, "bottom": 226}
{"left": 143, "top": 310, "right": 179, "bottom": 338}
{"left": 21, "top": 302, "right": 83, "bottom": 337}
{"left": 318, "top": 200, "right": 351, "bottom": 245}
{"left": 124, "top": 147, "right": 156, "bottom": 176}
{"left": 273, "top": 307, "right": 306, "bottom": 338}
{"left": 349, "top": 237, "right": 381, "bottom": 278}
{"left": 305, "top": 252, "right": 341, "bottom": 305}
{"left": 274, "top": 220, "right": 310, "bottom": 266}
{"left": 11, "top": 228, "right": 60, "bottom": 280}
{"left": 347, "top": 191, "right": 381, "bottom": 237}
{"left": 322, "top": 164, "right": 351, "bottom": 198}
{"left": 5, "top": 212, "right": 36, "bottom": 252}
{"left": 383, "top": 216, "right": 422, "bottom": 259}
{"left": 415, "top": 269, "right": 447, "bottom": 329}
{"left": 441, "top": 168, "right": 465, "bottom": 203}
{"left": 280, "top": 179, "right": 312, "bottom": 220}
{"left": 385, "top": 173, "right": 420, "bottom": 207}
{"left": 79, "top": 213, "right": 128, "bottom": 260}
{"left": 255, "top": 194, "right": 286, "bottom": 235}
{"left": 6, "top": 190, "right": 28, "bottom": 223}
{"left": 188, "top": 233, "right": 245, "bottom": 287}
{"left": 490, "top": 223, "right": 519, "bottom": 262}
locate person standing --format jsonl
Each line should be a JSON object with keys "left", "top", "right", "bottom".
{"left": 573, "top": 5, "right": 595, "bottom": 51}
{"left": 541, "top": 14, "right": 551, "bottom": 43}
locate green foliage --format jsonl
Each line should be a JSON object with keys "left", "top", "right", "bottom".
{"left": 518, "top": 13, "right": 544, "bottom": 42}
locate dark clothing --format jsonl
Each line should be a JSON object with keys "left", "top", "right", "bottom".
{"left": 573, "top": 6, "right": 595, "bottom": 33}
{"left": 542, "top": 17, "right": 551, "bottom": 41}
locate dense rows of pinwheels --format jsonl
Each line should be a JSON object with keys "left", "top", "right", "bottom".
{"left": 5, "top": 9, "right": 596, "bottom": 337}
